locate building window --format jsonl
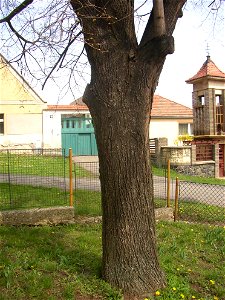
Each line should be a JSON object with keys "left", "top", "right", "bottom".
{"left": 179, "top": 124, "right": 188, "bottom": 135}
{"left": 216, "top": 95, "right": 224, "bottom": 133}
{"left": 190, "top": 124, "right": 193, "bottom": 135}
{"left": 0, "top": 114, "right": 4, "bottom": 134}
{"left": 198, "top": 95, "right": 205, "bottom": 106}
{"left": 179, "top": 123, "right": 192, "bottom": 135}
{"left": 196, "top": 144, "right": 213, "bottom": 161}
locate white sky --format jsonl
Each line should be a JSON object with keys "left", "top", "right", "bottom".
{"left": 35, "top": 2, "right": 225, "bottom": 108}
{"left": 155, "top": 4, "right": 225, "bottom": 108}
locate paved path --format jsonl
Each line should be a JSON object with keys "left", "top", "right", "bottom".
{"left": 0, "top": 174, "right": 70, "bottom": 189}
{"left": 0, "top": 173, "right": 224, "bottom": 207}
{"left": 179, "top": 181, "right": 225, "bottom": 207}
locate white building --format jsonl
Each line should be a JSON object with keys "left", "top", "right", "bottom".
{"left": 150, "top": 95, "right": 193, "bottom": 146}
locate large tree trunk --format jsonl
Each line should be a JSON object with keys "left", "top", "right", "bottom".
{"left": 83, "top": 51, "right": 166, "bottom": 296}
{"left": 70, "top": 0, "right": 185, "bottom": 296}
{"left": 1, "top": 0, "right": 185, "bottom": 297}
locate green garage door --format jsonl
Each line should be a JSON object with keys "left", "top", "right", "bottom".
{"left": 61, "top": 117, "right": 98, "bottom": 156}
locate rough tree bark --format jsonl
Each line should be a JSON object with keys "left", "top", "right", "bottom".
{"left": 69, "top": 0, "right": 185, "bottom": 297}
{"left": 0, "top": 0, "right": 186, "bottom": 297}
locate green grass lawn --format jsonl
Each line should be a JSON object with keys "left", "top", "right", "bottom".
{"left": 1, "top": 184, "right": 223, "bottom": 225}
{"left": 154, "top": 199, "right": 225, "bottom": 225}
{"left": 75, "top": 189, "right": 102, "bottom": 216}
{"left": 155, "top": 222, "right": 225, "bottom": 300}
{"left": 75, "top": 189, "right": 225, "bottom": 225}
{"left": 1, "top": 150, "right": 225, "bottom": 184}
{"left": 0, "top": 183, "right": 68, "bottom": 210}
{"left": 0, "top": 153, "right": 93, "bottom": 178}
{"left": 1, "top": 152, "right": 224, "bottom": 185}
{"left": 0, "top": 222, "right": 224, "bottom": 300}
{"left": 152, "top": 165, "right": 225, "bottom": 186}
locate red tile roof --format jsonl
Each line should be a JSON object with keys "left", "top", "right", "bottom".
{"left": 70, "top": 97, "right": 84, "bottom": 105}
{"left": 46, "top": 96, "right": 192, "bottom": 119}
{"left": 186, "top": 56, "right": 225, "bottom": 83}
{"left": 151, "top": 95, "right": 192, "bottom": 118}
{"left": 46, "top": 104, "right": 89, "bottom": 111}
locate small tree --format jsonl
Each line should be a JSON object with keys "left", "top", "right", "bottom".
{"left": 0, "top": 0, "right": 222, "bottom": 297}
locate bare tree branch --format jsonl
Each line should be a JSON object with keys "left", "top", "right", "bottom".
{"left": 7, "top": 20, "right": 34, "bottom": 44}
{"left": 42, "top": 29, "right": 83, "bottom": 89}
{"left": 0, "top": 0, "right": 33, "bottom": 23}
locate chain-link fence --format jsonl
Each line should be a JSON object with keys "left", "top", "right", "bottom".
{"left": 74, "top": 161, "right": 168, "bottom": 216}
{"left": 0, "top": 149, "right": 69, "bottom": 210}
{"left": 1, "top": 151, "right": 224, "bottom": 225}
{"left": 74, "top": 160, "right": 225, "bottom": 225}
{"left": 74, "top": 162, "right": 101, "bottom": 216}
{"left": 178, "top": 181, "right": 225, "bottom": 225}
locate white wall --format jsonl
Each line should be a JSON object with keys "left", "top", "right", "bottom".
{"left": 0, "top": 113, "right": 43, "bottom": 148}
{"left": 42, "top": 110, "right": 90, "bottom": 149}
{"left": 0, "top": 110, "right": 190, "bottom": 149}
{"left": 0, "top": 134, "right": 42, "bottom": 149}
{"left": 149, "top": 120, "right": 178, "bottom": 146}
{"left": 42, "top": 111, "right": 62, "bottom": 148}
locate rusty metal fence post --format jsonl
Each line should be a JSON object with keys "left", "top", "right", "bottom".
{"left": 174, "top": 177, "right": 179, "bottom": 221}
{"left": 167, "top": 159, "right": 171, "bottom": 207}
{"left": 69, "top": 148, "right": 73, "bottom": 207}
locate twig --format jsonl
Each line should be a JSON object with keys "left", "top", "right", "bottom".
{"left": 0, "top": 0, "right": 33, "bottom": 23}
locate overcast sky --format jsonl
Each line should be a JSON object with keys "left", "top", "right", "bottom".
{"left": 34, "top": 2, "right": 225, "bottom": 108}
{"left": 156, "top": 3, "right": 225, "bottom": 108}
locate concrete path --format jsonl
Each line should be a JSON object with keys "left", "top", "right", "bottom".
{"left": 73, "top": 156, "right": 99, "bottom": 163}
{"left": 1, "top": 173, "right": 224, "bottom": 207}
{"left": 1, "top": 156, "right": 224, "bottom": 208}
{"left": 0, "top": 174, "right": 70, "bottom": 190}
{"left": 73, "top": 157, "right": 225, "bottom": 207}
{"left": 179, "top": 181, "right": 225, "bottom": 207}
{"left": 73, "top": 156, "right": 99, "bottom": 174}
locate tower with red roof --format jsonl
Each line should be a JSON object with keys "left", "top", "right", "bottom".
{"left": 186, "top": 56, "right": 225, "bottom": 177}
{"left": 186, "top": 55, "right": 225, "bottom": 136}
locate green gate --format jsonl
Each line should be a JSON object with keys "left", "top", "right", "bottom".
{"left": 61, "top": 117, "right": 98, "bottom": 156}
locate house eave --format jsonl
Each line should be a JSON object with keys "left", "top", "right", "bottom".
{"left": 0, "top": 53, "right": 47, "bottom": 104}
{"left": 186, "top": 75, "right": 225, "bottom": 84}
{"left": 151, "top": 116, "right": 193, "bottom": 120}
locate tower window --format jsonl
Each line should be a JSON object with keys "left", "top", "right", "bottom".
{"left": 198, "top": 95, "right": 205, "bottom": 106}
{"left": 0, "top": 114, "right": 4, "bottom": 134}
{"left": 215, "top": 95, "right": 224, "bottom": 133}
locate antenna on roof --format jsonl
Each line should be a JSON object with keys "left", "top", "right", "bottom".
{"left": 206, "top": 43, "right": 210, "bottom": 59}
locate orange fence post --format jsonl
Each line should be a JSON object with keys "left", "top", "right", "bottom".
{"left": 167, "top": 159, "right": 170, "bottom": 207}
{"left": 69, "top": 148, "right": 73, "bottom": 207}
{"left": 174, "top": 177, "right": 179, "bottom": 222}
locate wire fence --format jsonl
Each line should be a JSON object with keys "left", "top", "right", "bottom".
{"left": 0, "top": 149, "right": 69, "bottom": 210}
{"left": 74, "top": 161, "right": 169, "bottom": 216}
{"left": 74, "top": 161, "right": 225, "bottom": 225}
{"left": 74, "top": 162, "right": 101, "bottom": 216}
{"left": 178, "top": 181, "right": 225, "bottom": 225}
{"left": 1, "top": 150, "right": 224, "bottom": 225}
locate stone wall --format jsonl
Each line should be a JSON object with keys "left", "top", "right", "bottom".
{"left": 175, "top": 162, "right": 215, "bottom": 178}
{"left": 73, "top": 208, "right": 174, "bottom": 224}
{"left": 151, "top": 139, "right": 216, "bottom": 178}
{"left": 0, "top": 206, "right": 74, "bottom": 226}
{"left": 160, "top": 146, "right": 191, "bottom": 166}
{"left": 155, "top": 207, "right": 174, "bottom": 222}
{"left": 0, "top": 207, "right": 174, "bottom": 226}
